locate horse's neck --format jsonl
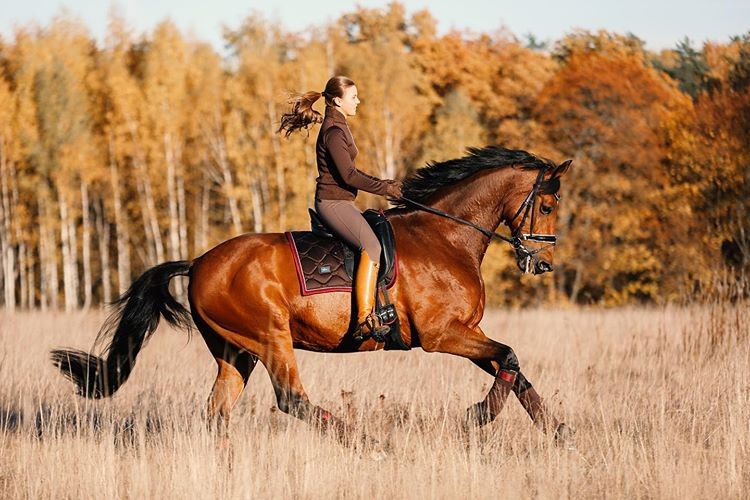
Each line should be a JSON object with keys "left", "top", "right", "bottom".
{"left": 406, "top": 169, "right": 519, "bottom": 269}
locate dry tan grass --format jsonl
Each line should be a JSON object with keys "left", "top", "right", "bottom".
{"left": 1, "top": 305, "right": 748, "bottom": 499}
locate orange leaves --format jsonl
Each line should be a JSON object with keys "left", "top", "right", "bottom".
{"left": 0, "top": 8, "right": 747, "bottom": 308}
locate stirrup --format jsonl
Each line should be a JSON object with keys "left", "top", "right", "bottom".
{"left": 353, "top": 313, "right": 390, "bottom": 342}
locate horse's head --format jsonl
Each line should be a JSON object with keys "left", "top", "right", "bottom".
{"left": 505, "top": 159, "right": 572, "bottom": 275}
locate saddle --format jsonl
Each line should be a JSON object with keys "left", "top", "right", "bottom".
{"left": 285, "top": 209, "right": 409, "bottom": 351}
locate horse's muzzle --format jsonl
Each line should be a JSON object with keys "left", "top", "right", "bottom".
{"left": 535, "top": 260, "right": 553, "bottom": 274}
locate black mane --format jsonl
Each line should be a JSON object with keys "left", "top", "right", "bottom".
{"left": 396, "top": 146, "right": 556, "bottom": 207}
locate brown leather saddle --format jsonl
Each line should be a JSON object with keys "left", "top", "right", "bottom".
{"left": 285, "top": 209, "right": 409, "bottom": 350}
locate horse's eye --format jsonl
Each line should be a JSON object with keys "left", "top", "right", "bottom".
{"left": 540, "top": 205, "right": 553, "bottom": 215}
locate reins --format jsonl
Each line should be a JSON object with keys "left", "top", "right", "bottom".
{"left": 398, "top": 165, "right": 557, "bottom": 268}
{"left": 397, "top": 196, "right": 516, "bottom": 244}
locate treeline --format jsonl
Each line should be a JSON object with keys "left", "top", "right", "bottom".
{"left": 0, "top": 4, "right": 747, "bottom": 310}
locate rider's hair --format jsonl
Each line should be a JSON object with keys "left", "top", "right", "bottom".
{"left": 278, "top": 76, "right": 355, "bottom": 138}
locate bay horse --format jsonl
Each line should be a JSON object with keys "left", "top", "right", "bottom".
{"left": 51, "top": 146, "right": 573, "bottom": 447}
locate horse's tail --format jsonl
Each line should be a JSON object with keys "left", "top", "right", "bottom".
{"left": 51, "top": 260, "right": 193, "bottom": 399}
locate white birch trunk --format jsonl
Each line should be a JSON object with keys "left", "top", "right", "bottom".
{"left": 81, "top": 181, "right": 92, "bottom": 310}
{"left": 38, "top": 194, "right": 59, "bottom": 310}
{"left": 26, "top": 250, "right": 34, "bottom": 309}
{"left": 267, "top": 100, "right": 285, "bottom": 230}
{"left": 245, "top": 161, "right": 264, "bottom": 233}
{"left": 108, "top": 139, "right": 131, "bottom": 294}
{"left": 68, "top": 197, "right": 80, "bottom": 308}
{"left": 222, "top": 149, "right": 242, "bottom": 235}
{"left": 165, "top": 132, "right": 180, "bottom": 261}
{"left": 127, "top": 117, "right": 164, "bottom": 264}
{"left": 94, "top": 196, "right": 112, "bottom": 304}
{"left": 0, "top": 141, "right": 14, "bottom": 311}
{"left": 58, "top": 189, "right": 75, "bottom": 311}
{"left": 200, "top": 178, "right": 210, "bottom": 250}
{"left": 48, "top": 218, "right": 59, "bottom": 310}
{"left": 38, "top": 195, "right": 47, "bottom": 311}
{"left": 10, "top": 160, "right": 25, "bottom": 309}
{"left": 193, "top": 172, "right": 210, "bottom": 254}
{"left": 177, "top": 173, "right": 188, "bottom": 259}
{"left": 17, "top": 242, "right": 26, "bottom": 310}
{"left": 164, "top": 131, "right": 183, "bottom": 299}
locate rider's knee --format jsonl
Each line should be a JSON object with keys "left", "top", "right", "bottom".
{"left": 361, "top": 240, "right": 381, "bottom": 264}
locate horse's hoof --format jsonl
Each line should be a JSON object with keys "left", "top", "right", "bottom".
{"left": 554, "top": 423, "right": 576, "bottom": 451}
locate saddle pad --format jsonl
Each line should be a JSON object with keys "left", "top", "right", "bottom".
{"left": 285, "top": 231, "right": 397, "bottom": 296}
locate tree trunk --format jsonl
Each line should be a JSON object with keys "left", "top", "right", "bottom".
{"left": 177, "top": 172, "right": 188, "bottom": 259}
{"left": 218, "top": 135, "right": 242, "bottom": 236}
{"left": 194, "top": 170, "right": 210, "bottom": 253}
{"left": 38, "top": 193, "right": 59, "bottom": 310}
{"left": 245, "top": 161, "right": 264, "bottom": 233}
{"left": 165, "top": 131, "right": 181, "bottom": 262}
{"left": 58, "top": 188, "right": 76, "bottom": 311}
{"left": 94, "top": 196, "right": 112, "bottom": 305}
{"left": 108, "top": 139, "right": 131, "bottom": 295}
{"left": 267, "top": 100, "right": 286, "bottom": 230}
{"left": 0, "top": 143, "right": 14, "bottom": 311}
{"left": 9, "top": 160, "right": 26, "bottom": 309}
{"left": 27, "top": 249, "right": 35, "bottom": 309}
{"left": 68, "top": 194, "right": 80, "bottom": 308}
{"left": 17, "top": 242, "right": 26, "bottom": 310}
{"left": 127, "top": 117, "right": 164, "bottom": 265}
{"left": 81, "top": 181, "right": 92, "bottom": 310}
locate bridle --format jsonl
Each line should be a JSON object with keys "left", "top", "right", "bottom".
{"left": 399, "top": 165, "right": 557, "bottom": 273}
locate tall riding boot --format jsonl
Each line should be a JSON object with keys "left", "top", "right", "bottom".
{"left": 353, "top": 250, "right": 389, "bottom": 341}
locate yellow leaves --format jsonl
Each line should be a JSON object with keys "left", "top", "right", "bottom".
{"left": 0, "top": 11, "right": 745, "bottom": 306}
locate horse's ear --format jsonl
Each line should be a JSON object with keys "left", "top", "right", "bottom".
{"left": 551, "top": 159, "right": 572, "bottom": 179}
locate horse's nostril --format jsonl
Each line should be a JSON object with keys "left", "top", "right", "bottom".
{"left": 537, "top": 261, "right": 553, "bottom": 273}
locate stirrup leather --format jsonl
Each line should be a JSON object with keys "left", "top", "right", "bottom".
{"left": 353, "top": 312, "right": 390, "bottom": 342}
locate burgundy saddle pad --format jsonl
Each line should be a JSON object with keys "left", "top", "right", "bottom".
{"left": 285, "top": 231, "right": 397, "bottom": 296}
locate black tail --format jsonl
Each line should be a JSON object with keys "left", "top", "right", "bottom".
{"left": 51, "top": 260, "right": 193, "bottom": 398}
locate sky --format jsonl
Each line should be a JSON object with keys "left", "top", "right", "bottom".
{"left": 0, "top": 0, "right": 748, "bottom": 52}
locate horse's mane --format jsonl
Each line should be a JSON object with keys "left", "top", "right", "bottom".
{"left": 396, "top": 146, "right": 556, "bottom": 207}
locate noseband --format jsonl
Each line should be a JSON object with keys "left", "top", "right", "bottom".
{"left": 400, "top": 165, "right": 556, "bottom": 272}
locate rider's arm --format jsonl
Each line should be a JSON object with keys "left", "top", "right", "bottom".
{"left": 324, "top": 127, "right": 389, "bottom": 196}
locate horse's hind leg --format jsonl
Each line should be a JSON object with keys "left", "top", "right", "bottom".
{"left": 195, "top": 317, "right": 257, "bottom": 435}
{"left": 207, "top": 349, "right": 256, "bottom": 434}
{"left": 260, "top": 333, "right": 374, "bottom": 448}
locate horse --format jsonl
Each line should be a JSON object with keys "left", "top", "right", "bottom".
{"left": 51, "top": 146, "right": 573, "bottom": 448}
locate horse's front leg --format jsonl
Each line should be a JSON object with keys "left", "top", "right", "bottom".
{"left": 420, "top": 320, "right": 522, "bottom": 426}
{"left": 421, "top": 320, "right": 573, "bottom": 445}
{"left": 472, "top": 359, "right": 573, "bottom": 446}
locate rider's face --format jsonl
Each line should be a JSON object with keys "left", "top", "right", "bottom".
{"left": 335, "top": 86, "right": 360, "bottom": 117}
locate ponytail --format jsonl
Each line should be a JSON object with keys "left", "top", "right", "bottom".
{"left": 278, "top": 76, "right": 356, "bottom": 138}
{"left": 278, "top": 91, "right": 324, "bottom": 138}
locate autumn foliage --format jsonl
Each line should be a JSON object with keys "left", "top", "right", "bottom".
{"left": 0, "top": 6, "right": 747, "bottom": 310}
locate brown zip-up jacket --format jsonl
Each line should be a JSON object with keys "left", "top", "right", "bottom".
{"left": 315, "top": 105, "right": 389, "bottom": 201}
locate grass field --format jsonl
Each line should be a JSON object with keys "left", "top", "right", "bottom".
{"left": 1, "top": 304, "right": 748, "bottom": 499}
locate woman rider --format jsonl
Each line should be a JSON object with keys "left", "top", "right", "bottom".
{"left": 279, "top": 76, "right": 403, "bottom": 340}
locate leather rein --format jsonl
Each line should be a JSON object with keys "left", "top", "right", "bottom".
{"left": 399, "top": 166, "right": 557, "bottom": 271}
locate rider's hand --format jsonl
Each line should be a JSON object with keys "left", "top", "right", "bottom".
{"left": 385, "top": 180, "right": 403, "bottom": 199}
